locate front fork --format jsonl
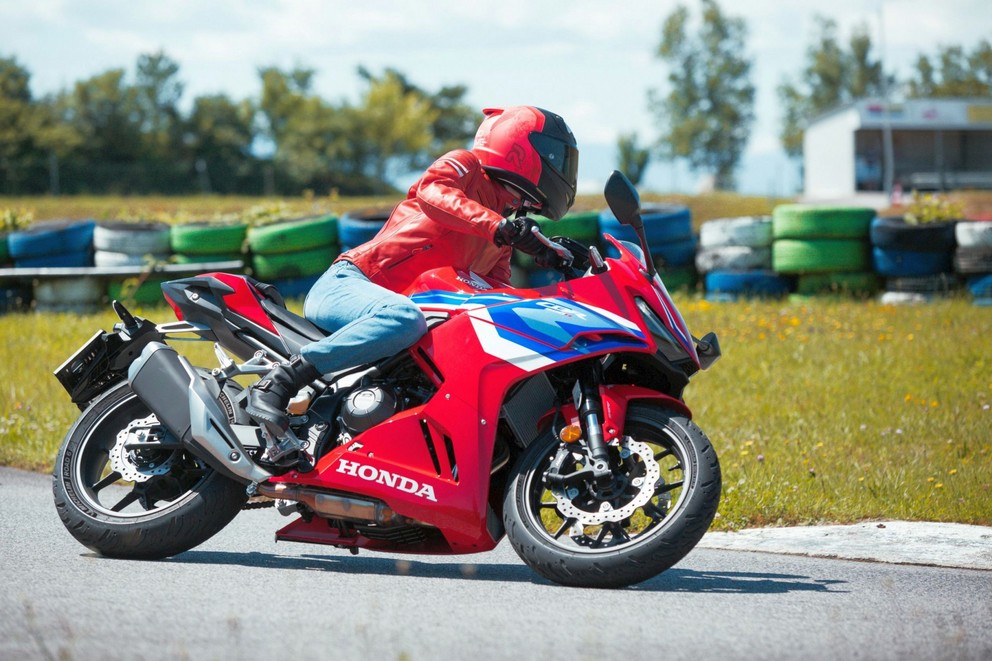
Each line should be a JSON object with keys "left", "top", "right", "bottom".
{"left": 575, "top": 363, "right": 614, "bottom": 485}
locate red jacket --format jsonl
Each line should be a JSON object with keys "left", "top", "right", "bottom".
{"left": 338, "top": 149, "right": 520, "bottom": 292}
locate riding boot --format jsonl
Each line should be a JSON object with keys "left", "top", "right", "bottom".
{"left": 246, "top": 355, "right": 321, "bottom": 434}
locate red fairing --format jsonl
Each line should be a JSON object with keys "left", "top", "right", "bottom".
{"left": 202, "top": 272, "right": 278, "bottom": 335}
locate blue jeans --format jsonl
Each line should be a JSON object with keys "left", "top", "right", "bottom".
{"left": 300, "top": 261, "right": 427, "bottom": 375}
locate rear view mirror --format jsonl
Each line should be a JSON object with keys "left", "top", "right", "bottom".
{"left": 604, "top": 170, "right": 642, "bottom": 229}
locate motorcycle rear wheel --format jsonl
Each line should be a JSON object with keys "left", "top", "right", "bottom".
{"left": 503, "top": 403, "right": 721, "bottom": 588}
{"left": 53, "top": 381, "right": 247, "bottom": 559}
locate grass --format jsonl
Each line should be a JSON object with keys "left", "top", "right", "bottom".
{"left": 1, "top": 294, "right": 989, "bottom": 530}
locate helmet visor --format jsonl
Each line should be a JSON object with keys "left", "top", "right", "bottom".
{"left": 529, "top": 133, "right": 579, "bottom": 186}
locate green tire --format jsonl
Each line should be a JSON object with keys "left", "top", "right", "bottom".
{"left": 773, "top": 239, "right": 870, "bottom": 274}
{"left": 0, "top": 234, "right": 9, "bottom": 264}
{"left": 172, "top": 252, "right": 245, "bottom": 266}
{"left": 251, "top": 245, "right": 338, "bottom": 281}
{"left": 248, "top": 215, "right": 338, "bottom": 255}
{"left": 170, "top": 223, "right": 248, "bottom": 255}
{"left": 796, "top": 271, "right": 880, "bottom": 296}
{"left": 108, "top": 277, "right": 170, "bottom": 306}
{"left": 772, "top": 205, "right": 874, "bottom": 240}
{"left": 658, "top": 266, "right": 699, "bottom": 293}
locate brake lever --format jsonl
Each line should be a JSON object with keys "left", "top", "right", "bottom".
{"left": 530, "top": 226, "right": 574, "bottom": 266}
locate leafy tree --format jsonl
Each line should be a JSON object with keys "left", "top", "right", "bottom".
{"left": 906, "top": 40, "right": 992, "bottom": 98}
{"left": 650, "top": 0, "right": 755, "bottom": 190}
{"left": 616, "top": 132, "right": 651, "bottom": 186}
{"left": 184, "top": 94, "right": 257, "bottom": 193}
{"left": 777, "top": 17, "right": 887, "bottom": 159}
{"left": 133, "top": 50, "right": 185, "bottom": 160}
{"left": 0, "top": 56, "right": 38, "bottom": 192}
{"left": 357, "top": 67, "right": 479, "bottom": 167}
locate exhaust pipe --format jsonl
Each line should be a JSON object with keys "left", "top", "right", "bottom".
{"left": 256, "top": 483, "right": 408, "bottom": 527}
{"left": 128, "top": 342, "right": 271, "bottom": 485}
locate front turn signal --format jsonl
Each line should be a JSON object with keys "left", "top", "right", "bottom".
{"left": 559, "top": 424, "right": 582, "bottom": 443}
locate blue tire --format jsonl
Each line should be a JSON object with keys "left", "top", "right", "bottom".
{"left": 15, "top": 249, "right": 93, "bottom": 268}
{"left": 8, "top": 220, "right": 95, "bottom": 260}
{"left": 966, "top": 274, "right": 992, "bottom": 298}
{"left": 338, "top": 208, "right": 391, "bottom": 249}
{"left": 599, "top": 204, "right": 692, "bottom": 246}
{"left": 269, "top": 273, "right": 322, "bottom": 300}
{"left": 652, "top": 236, "right": 698, "bottom": 268}
{"left": 705, "top": 270, "right": 791, "bottom": 297}
{"left": 872, "top": 246, "right": 953, "bottom": 278}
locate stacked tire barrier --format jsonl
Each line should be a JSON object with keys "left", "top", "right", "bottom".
{"left": 772, "top": 205, "right": 877, "bottom": 298}
{"left": 0, "top": 231, "right": 31, "bottom": 312}
{"left": 516, "top": 211, "right": 600, "bottom": 288}
{"left": 871, "top": 216, "right": 957, "bottom": 304}
{"left": 696, "top": 216, "right": 788, "bottom": 301}
{"left": 598, "top": 204, "right": 697, "bottom": 292}
{"left": 247, "top": 215, "right": 338, "bottom": 298}
{"left": 8, "top": 220, "right": 95, "bottom": 268}
{"left": 9, "top": 220, "right": 97, "bottom": 312}
{"left": 954, "top": 220, "right": 992, "bottom": 306}
{"left": 93, "top": 222, "right": 173, "bottom": 307}
{"left": 170, "top": 221, "right": 248, "bottom": 266}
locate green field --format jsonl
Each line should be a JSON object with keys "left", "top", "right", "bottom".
{"left": 1, "top": 294, "right": 989, "bottom": 530}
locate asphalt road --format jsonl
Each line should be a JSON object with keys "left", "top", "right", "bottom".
{"left": 2, "top": 466, "right": 991, "bottom": 661}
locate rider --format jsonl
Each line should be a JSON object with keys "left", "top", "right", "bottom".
{"left": 246, "top": 106, "right": 580, "bottom": 435}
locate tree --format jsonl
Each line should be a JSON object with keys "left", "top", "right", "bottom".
{"left": 184, "top": 93, "right": 257, "bottom": 193}
{"left": 650, "top": 0, "right": 755, "bottom": 190}
{"left": 616, "top": 132, "right": 651, "bottom": 186}
{"left": 0, "top": 56, "right": 38, "bottom": 192}
{"left": 777, "top": 17, "right": 887, "bottom": 159}
{"left": 906, "top": 40, "right": 992, "bottom": 98}
{"left": 133, "top": 50, "right": 185, "bottom": 160}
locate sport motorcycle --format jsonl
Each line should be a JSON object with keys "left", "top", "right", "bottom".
{"left": 52, "top": 171, "right": 722, "bottom": 589}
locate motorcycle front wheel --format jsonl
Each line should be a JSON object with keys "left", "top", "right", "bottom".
{"left": 53, "top": 380, "right": 247, "bottom": 559}
{"left": 503, "top": 403, "right": 721, "bottom": 589}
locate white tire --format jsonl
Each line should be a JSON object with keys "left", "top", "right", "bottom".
{"left": 695, "top": 246, "right": 772, "bottom": 273}
{"left": 94, "top": 222, "right": 172, "bottom": 254}
{"left": 94, "top": 250, "right": 171, "bottom": 267}
{"left": 34, "top": 277, "right": 104, "bottom": 305}
{"left": 699, "top": 216, "right": 773, "bottom": 248}
{"left": 955, "top": 221, "right": 992, "bottom": 247}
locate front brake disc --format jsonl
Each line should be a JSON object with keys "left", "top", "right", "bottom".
{"left": 551, "top": 438, "right": 661, "bottom": 524}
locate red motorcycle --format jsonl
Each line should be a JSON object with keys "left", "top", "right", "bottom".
{"left": 53, "top": 171, "right": 721, "bottom": 588}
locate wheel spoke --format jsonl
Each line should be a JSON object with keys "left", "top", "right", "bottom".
{"left": 91, "top": 472, "right": 122, "bottom": 493}
{"left": 109, "top": 490, "right": 141, "bottom": 512}
{"left": 552, "top": 517, "right": 577, "bottom": 540}
{"left": 654, "top": 449, "right": 673, "bottom": 461}
{"left": 608, "top": 521, "right": 631, "bottom": 543}
{"left": 656, "top": 480, "right": 684, "bottom": 494}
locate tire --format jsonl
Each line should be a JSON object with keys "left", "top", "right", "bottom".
{"left": 657, "top": 266, "right": 699, "bottom": 293}
{"left": 34, "top": 277, "right": 104, "bottom": 305}
{"left": 0, "top": 233, "right": 9, "bottom": 264}
{"left": 108, "top": 277, "right": 170, "bottom": 306}
{"left": 796, "top": 272, "right": 879, "bottom": 297}
{"left": 15, "top": 249, "right": 93, "bottom": 268}
{"left": 248, "top": 215, "right": 338, "bottom": 255}
{"left": 52, "top": 381, "right": 247, "bottom": 559}
{"left": 652, "top": 236, "right": 697, "bottom": 267}
{"left": 172, "top": 252, "right": 244, "bottom": 265}
{"left": 699, "top": 216, "right": 772, "bottom": 248}
{"left": 503, "top": 403, "right": 721, "bottom": 589}
{"left": 870, "top": 217, "right": 956, "bottom": 252}
{"left": 93, "top": 222, "right": 171, "bottom": 254}
{"left": 599, "top": 204, "right": 693, "bottom": 246}
{"left": 170, "top": 222, "right": 248, "bottom": 255}
{"left": 337, "top": 208, "right": 391, "bottom": 249}
{"left": 953, "top": 246, "right": 992, "bottom": 274}
{"left": 872, "top": 246, "right": 953, "bottom": 278}
{"left": 8, "top": 220, "right": 95, "bottom": 259}
{"left": 251, "top": 245, "right": 338, "bottom": 281}
{"left": 268, "top": 273, "right": 322, "bottom": 299}
{"left": 955, "top": 221, "right": 992, "bottom": 247}
{"left": 884, "top": 274, "right": 959, "bottom": 294}
{"left": 695, "top": 246, "right": 772, "bottom": 273}
{"left": 704, "top": 270, "right": 791, "bottom": 298}
{"left": 772, "top": 205, "right": 874, "bottom": 240}
{"left": 94, "top": 250, "right": 170, "bottom": 267}
{"left": 967, "top": 274, "right": 992, "bottom": 298}
{"left": 773, "top": 239, "right": 870, "bottom": 274}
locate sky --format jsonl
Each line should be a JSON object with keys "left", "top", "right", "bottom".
{"left": 2, "top": 0, "right": 990, "bottom": 197}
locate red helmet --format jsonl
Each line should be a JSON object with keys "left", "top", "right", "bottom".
{"left": 472, "top": 106, "right": 578, "bottom": 220}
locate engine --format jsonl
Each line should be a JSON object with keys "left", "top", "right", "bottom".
{"left": 340, "top": 386, "right": 398, "bottom": 434}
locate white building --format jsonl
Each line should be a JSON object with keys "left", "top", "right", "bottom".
{"left": 803, "top": 98, "right": 992, "bottom": 200}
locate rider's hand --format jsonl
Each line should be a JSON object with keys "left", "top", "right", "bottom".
{"left": 495, "top": 218, "right": 572, "bottom": 269}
